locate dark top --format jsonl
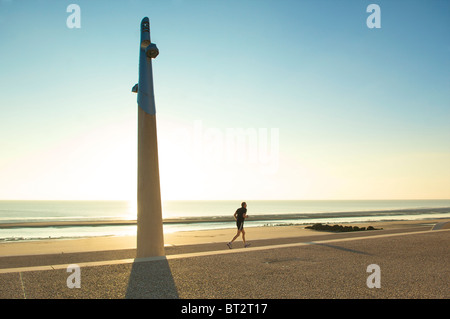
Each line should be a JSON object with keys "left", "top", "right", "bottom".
{"left": 235, "top": 207, "right": 247, "bottom": 222}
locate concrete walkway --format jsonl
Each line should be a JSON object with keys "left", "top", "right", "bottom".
{"left": 0, "top": 226, "right": 448, "bottom": 299}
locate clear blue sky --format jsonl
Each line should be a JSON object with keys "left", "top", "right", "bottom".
{"left": 0, "top": 0, "right": 449, "bottom": 200}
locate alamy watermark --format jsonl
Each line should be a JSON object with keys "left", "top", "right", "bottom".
{"left": 366, "top": 264, "right": 381, "bottom": 288}
{"left": 66, "top": 4, "right": 81, "bottom": 29}
{"left": 366, "top": 4, "right": 381, "bottom": 29}
{"left": 169, "top": 120, "right": 280, "bottom": 174}
{"left": 66, "top": 264, "right": 81, "bottom": 288}
{"left": 65, "top": 4, "right": 380, "bottom": 30}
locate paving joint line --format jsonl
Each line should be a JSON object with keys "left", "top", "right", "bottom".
{"left": 18, "top": 272, "right": 27, "bottom": 299}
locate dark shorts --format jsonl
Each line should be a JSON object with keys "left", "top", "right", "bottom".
{"left": 236, "top": 220, "right": 244, "bottom": 230}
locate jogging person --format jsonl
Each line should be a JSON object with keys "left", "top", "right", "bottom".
{"left": 227, "top": 202, "right": 251, "bottom": 248}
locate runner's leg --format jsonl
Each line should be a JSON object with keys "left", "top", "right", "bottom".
{"left": 231, "top": 230, "right": 241, "bottom": 243}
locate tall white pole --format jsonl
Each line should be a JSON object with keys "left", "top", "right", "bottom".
{"left": 132, "top": 17, "right": 164, "bottom": 258}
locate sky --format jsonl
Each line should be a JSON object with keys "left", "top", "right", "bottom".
{"left": 0, "top": 0, "right": 449, "bottom": 201}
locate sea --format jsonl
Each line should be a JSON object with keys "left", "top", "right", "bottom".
{"left": 0, "top": 200, "right": 449, "bottom": 243}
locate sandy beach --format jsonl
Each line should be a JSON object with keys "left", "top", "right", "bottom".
{"left": 0, "top": 219, "right": 446, "bottom": 257}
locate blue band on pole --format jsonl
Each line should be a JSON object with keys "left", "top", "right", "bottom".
{"left": 136, "top": 17, "right": 159, "bottom": 115}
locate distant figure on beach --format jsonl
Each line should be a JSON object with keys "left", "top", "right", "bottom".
{"left": 227, "top": 202, "right": 251, "bottom": 249}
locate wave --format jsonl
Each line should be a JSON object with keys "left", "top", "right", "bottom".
{"left": 1, "top": 207, "right": 449, "bottom": 228}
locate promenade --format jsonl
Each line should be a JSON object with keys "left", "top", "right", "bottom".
{"left": 0, "top": 221, "right": 448, "bottom": 299}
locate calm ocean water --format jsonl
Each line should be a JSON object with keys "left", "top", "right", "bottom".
{"left": 0, "top": 200, "right": 449, "bottom": 242}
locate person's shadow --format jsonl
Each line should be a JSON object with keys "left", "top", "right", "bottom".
{"left": 125, "top": 257, "right": 179, "bottom": 299}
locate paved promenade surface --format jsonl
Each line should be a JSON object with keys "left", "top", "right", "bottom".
{"left": 0, "top": 226, "right": 448, "bottom": 299}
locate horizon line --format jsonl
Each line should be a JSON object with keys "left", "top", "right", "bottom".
{"left": 1, "top": 198, "right": 449, "bottom": 202}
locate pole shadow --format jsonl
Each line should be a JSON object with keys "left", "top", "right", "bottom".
{"left": 310, "top": 242, "right": 373, "bottom": 256}
{"left": 125, "top": 257, "right": 179, "bottom": 299}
